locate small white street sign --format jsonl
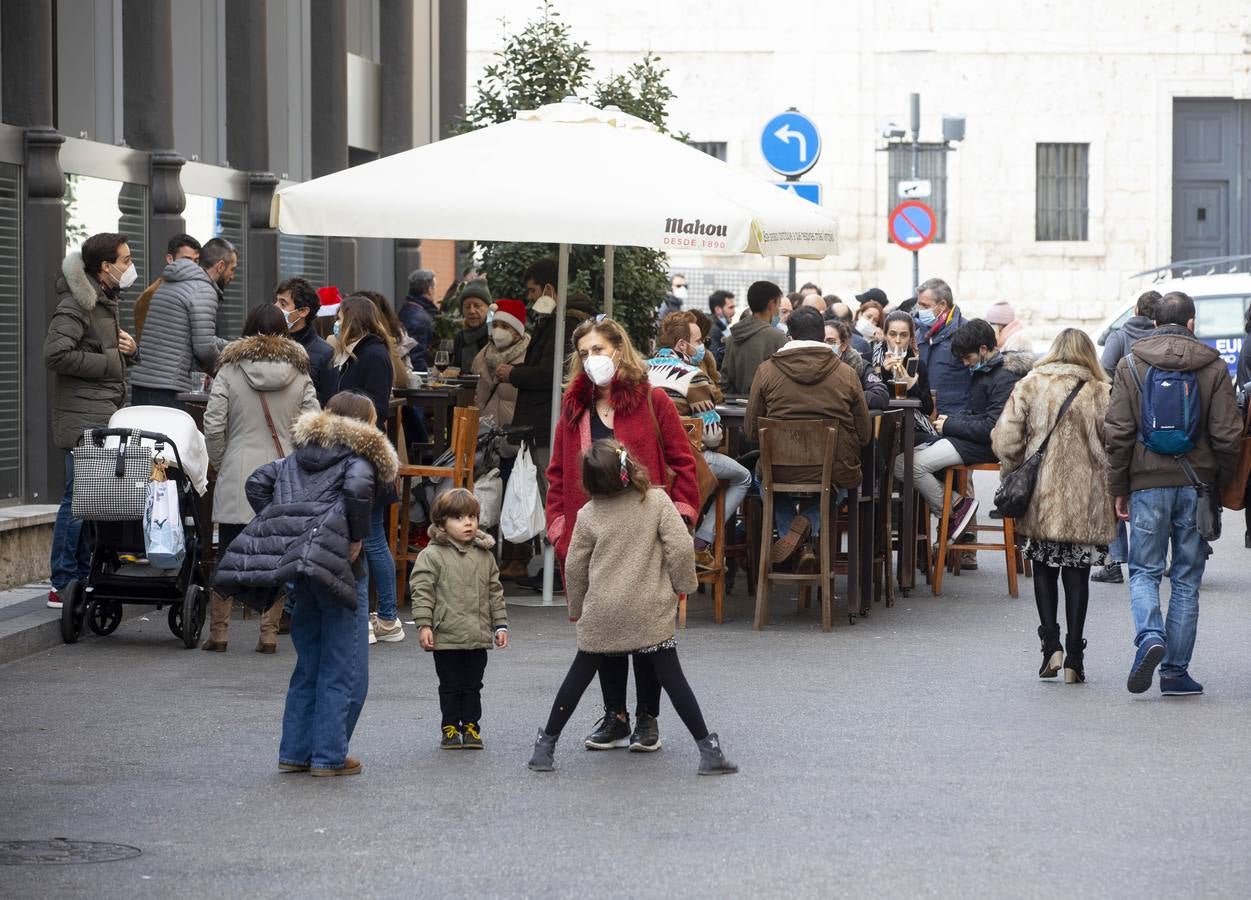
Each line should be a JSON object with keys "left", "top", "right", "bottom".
{"left": 898, "top": 179, "right": 932, "bottom": 199}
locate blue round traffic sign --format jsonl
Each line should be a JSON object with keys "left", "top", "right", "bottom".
{"left": 760, "top": 111, "right": 822, "bottom": 177}
{"left": 888, "top": 200, "right": 937, "bottom": 251}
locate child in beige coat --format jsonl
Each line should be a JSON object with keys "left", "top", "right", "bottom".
{"left": 527, "top": 440, "right": 736, "bottom": 776}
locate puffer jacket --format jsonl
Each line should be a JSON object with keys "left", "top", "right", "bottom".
{"left": 564, "top": 488, "right": 698, "bottom": 654}
{"left": 130, "top": 258, "right": 224, "bottom": 392}
{"left": 939, "top": 350, "right": 1034, "bottom": 464}
{"left": 719, "top": 315, "right": 788, "bottom": 395}
{"left": 204, "top": 334, "right": 320, "bottom": 525}
{"left": 408, "top": 525, "right": 506, "bottom": 650}
{"left": 399, "top": 292, "right": 438, "bottom": 370}
{"left": 43, "top": 252, "right": 131, "bottom": 449}
{"left": 744, "top": 341, "right": 871, "bottom": 488}
{"left": 991, "top": 362, "right": 1116, "bottom": 545}
{"left": 213, "top": 409, "right": 398, "bottom": 610}
{"left": 918, "top": 306, "right": 971, "bottom": 415}
{"left": 1104, "top": 326, "right": 1243, "bottom": 495}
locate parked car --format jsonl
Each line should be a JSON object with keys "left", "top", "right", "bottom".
{"left": 1095, "top": 256, "right": 1251, "bottom": 375}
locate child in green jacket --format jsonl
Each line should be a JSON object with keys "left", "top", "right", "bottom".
{"left": 410, "top": 488, "right": 508, "bottom": 749}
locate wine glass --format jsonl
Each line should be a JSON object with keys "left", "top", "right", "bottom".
{"left": 433, "top": 349, "right": 450, "bottom": 378}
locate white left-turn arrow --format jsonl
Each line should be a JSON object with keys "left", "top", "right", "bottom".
{"left": 774, "top": 124, "right": 808, "bottom": 162}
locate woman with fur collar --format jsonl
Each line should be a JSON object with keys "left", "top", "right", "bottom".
{"left": 471, "top": 299, "right": 531, "bottom": 438}
{"left": 992, "top": 329, "right": 1116, "bottom": 685}
{"left": 215, "top": 392, "right": 399, "bottom": 777}
{"left": 202, "top": 304, "right": 319, "bottom": 653}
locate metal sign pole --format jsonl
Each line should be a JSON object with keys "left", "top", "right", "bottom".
{"left": 909, "top": 93, "right": 921, "bottom": 296}
{"left": 603, "top": 244, "right": 614, "bottom": 317}
{"left": 786, "top": 175, "right": 798, "bottom": 292}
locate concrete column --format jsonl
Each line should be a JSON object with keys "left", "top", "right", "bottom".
{"left": 437, "top": 0, "right": 466, "bottom": 140}
{"left": 328, "top": 238, "right": 358, "bottom": 294}
{"left": 225, "top": 0, "right": 270, "bottom": 173}
{"left": 395, "top": 240, "right": 423, "bottom": 305}
{"left": 309, "top": 0, "right": 348, "bottom": 177}
{"left": 380, "top": 0, "right": 415, "bottom": 156}
{"left": 246, "top": 172, "right": 280, "bottom": 303}
{"left": 149, "top": 151, "right": 187, "bottom": 283}
{"left": 1, "top": 0, "right": 56, "bottom": 128}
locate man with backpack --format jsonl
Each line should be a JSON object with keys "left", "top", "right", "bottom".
{"left": 1105, "top": 291, "right": 1242, "bottom": 697}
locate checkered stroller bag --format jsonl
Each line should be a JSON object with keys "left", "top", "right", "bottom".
{"left": 71, "top": 429, "right": 154, "bottom": 521}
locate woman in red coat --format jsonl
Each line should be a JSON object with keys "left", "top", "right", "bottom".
{"left": 546, "top": 316, "right": 700, "bottom": 754}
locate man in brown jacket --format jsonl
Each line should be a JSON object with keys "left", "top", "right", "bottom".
{"left": 132, "top": 233, "right": 200, "bottom": 340}
{"left": 746, "top": 306, "right": 871, "bottom": 565}
{"left": 1105, "top": 291, "right": 1242, "bottom": 697}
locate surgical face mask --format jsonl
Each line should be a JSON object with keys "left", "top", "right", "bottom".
{"left": 332, "top": 319, "right": 341, "bottom": 338}
{"left": 771, "top": 313, "right": 781, "bottom": 328}
{"left": 969, "top": 352, "right": 989, "bottom": 373}
{"left": 856, "top": 317, "right": 877, "bottom": 339}
{"left": 685, "top": 343, "right": 706, "bottom": 365}
{"left": 916, "top": 307, "right": 936, "bottom": 327}
{"left": 281, "top": 308, "right": 303, "bottom": 329}
{"left": 111, "top": 261, "right": 138, "bottom": 290}
{"left": 491, "top": 327, "right": 516, "bottom": 349}
{"left": 584, "top": 353, "right": 617, "bottom": 387}
{"left": 825, "top": 339, "right": 841, "bottom": 354}
{"left": 672, "top": 285, "right": 688, "bottom": 301}
{"left": 532, "top": 294, "right": 556, "bottom": 316}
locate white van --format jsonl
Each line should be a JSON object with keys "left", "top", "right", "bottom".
{"left": 1094, "top": 256, "right": 1251, "bottom": 375}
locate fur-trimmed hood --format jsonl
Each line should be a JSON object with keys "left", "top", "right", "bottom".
{"left": 427, "top": 523, "right": 496, "bottom": 552}
{"left": 291, "top": 409, "right": 399, "bottom": 483}
{"left": 218, "top": 334, "right": 310, "bottom": 393}
{"left": 561, "top": 372, "right": 652, "bottom": 419}
{"left": 999, "top": 349, "right": 1037, "bottom": 377}
{"left": 58, "top": 251, "right": 108, "bottom": 312}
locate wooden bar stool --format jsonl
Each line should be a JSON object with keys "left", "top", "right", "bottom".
{"left": 932, "top": 462, "right": 1018, "bottom": 598}
{"left": 680, "top": 417, "right": 728, "bottom": 627}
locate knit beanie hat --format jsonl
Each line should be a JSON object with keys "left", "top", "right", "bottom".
{"left": 491, "top": 299, "right": 526, "bottom": 335}
{"left": 461, "top": 279, "right": 492, "bottom": 305}
{"left": 985, "top": 300, "right": 1015, "bottom": 326}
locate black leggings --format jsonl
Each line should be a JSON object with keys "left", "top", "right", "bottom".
{"left": 1034, "top": 563, "right": 1090, "bottom": 645}
{"left": 598, "top": 653, "right": 662, "bottom": 718}
{"left": 544, "top": 649, "right": 708, "bottom": 741}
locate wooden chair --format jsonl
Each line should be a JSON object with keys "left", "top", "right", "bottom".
{"left": 391, "top": 406, "right": 480, "bottom": 610}
{"left": 932, "top": 462, "right": 1019, "bottom": 598}
{"left": 679, "top": 418, "right": 728, "bottom": 627}
{"left": 754, "top": 418, "right": 839, "bottom": 632}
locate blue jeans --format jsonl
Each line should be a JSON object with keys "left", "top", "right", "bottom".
{"left": 695, "top": 451, "right": 752, "bottom": 545}
{"left": 364, "top": 503, "right": 398, "bottom": 621}
{"left": 1128, "top": 486, "right": 1204, "bottom": 678}
{"left": 1109, "top": 519, "right": 1128, "bottom": 564}
{"left": 49, "top": 451, "right": 91, "bottom": 591}
{"left": 279, "top": 576, "right": 370, "bottom": 769}
{"left": 773, "top": 488, "right": 846, "bottom": 538}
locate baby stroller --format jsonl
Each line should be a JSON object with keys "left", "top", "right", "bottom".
{"left": 60, "top": 407, "right": 210, "bottom": 648}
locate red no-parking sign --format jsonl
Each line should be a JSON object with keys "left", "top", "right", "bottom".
{"left": 889, "top": 200, "right": 937, "bottom": 251}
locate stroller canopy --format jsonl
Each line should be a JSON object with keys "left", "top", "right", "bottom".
{"left": 107, "top": 407, "right": 210, "bottom": 495}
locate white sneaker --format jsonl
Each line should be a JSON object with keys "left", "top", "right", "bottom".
{"left": 367, "top": 614, "right": 378, "bottom": 645}
{"left": 373, "top": 617, "right": 406, "bottom": 642}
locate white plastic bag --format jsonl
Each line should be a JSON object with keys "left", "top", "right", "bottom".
{"left": 499, "top": 444, "right": 545, "bottom": 543}
{"left": 474, "top": 468, "right": 504, "bottom": 530}
{"left": 144, "top": 477, "right": 186, "bottom": 570}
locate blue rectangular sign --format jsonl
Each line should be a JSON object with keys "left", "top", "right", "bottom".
{"left": 774, "top": 181, "right": 822, "bottom": 205}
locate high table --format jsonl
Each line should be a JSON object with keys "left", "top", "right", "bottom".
{"left": 394, "top": 383, "right": 477, "bottom": 458}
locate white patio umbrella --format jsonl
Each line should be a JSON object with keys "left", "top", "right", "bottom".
{"left": 272, "top": 98, "right": 840, "bottom": 603}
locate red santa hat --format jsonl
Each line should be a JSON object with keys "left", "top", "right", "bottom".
{"left": 315, "top": 285, "right": 343, "bottom": 317}
{"left": 491, "top": 299, "right": 526, "bottom": 336}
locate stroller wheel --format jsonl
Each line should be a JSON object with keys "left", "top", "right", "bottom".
{"left": 59, "top": 580, "right": 86, "bottom": 644}
{"left": 167, "top": 603, "right": 183, "bottom": 639}
{"left": 180, "top": 584, "right": 204, "bottom": 649}
{"left": 86, "top": 598, "right": 122, "bottom": 636}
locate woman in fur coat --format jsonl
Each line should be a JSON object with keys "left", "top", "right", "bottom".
{"left": 992, "top": 328, "right": 1116, "bottom": 684}
{"left": 203, "top": 304, "right": 319, "bottom": 653}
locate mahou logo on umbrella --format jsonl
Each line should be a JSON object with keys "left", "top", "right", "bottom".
{"left": 664, "top": 217, "right": 729, "bottom": 237}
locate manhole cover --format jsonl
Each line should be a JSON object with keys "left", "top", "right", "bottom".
{"left": 0, "top": 840, "right": 142, "bottom": 865}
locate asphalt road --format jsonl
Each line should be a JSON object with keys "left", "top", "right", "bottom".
{"left": 4, "top": 519, "right": 1251, "bottom": 899}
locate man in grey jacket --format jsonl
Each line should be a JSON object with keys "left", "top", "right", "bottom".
{"left": 130, "top": 237, "right": 236, "bottom": 408}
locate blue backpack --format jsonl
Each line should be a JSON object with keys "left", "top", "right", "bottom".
{"left": 1128, "top": 360, "right": 1199, "bottom": 456}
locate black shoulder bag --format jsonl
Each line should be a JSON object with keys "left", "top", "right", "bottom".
{"left": 993, "top": 382, "right": 1084, "bottom": 519}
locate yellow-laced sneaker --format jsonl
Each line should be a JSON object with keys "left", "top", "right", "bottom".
{"left": 440, "top": 725, "right": 462, "bottom": 749}
{"left": 461, "top": 722, "right": 484, "bottom": 749}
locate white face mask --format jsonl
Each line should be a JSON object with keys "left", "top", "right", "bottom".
{"left": 856, "top": 317, "right": 877, "bottom": 339}
{"left": 491, "top": 327, "right": 516, "bottom": 349}
{"left": 672, "top": 285, "right": 688, "bottom": 300}
{"left": 112, "top": 261, "right": 138, "bottom": 290}
{"left": 584, "top": 353, "right": 617, "bottom": 387}
{"left": 532, "top": 294, "right": 556, "bottom": 316}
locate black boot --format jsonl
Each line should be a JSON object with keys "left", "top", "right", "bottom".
{"left": 1064, "top": 637, "right": 1087, "bottom": 684}
{"left": 1038, "top": 625, "right": 1063, "bottom": 678}
{"left": 696, "top": 733, "right": 738, "bottom": 775}
{"left": 528, "top": 729, "right": 558, "bottom": 772}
